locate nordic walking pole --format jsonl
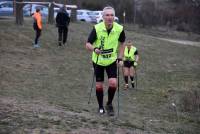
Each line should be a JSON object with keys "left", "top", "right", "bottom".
{"left": 88, "top": 37, "right": 104, "bottom": 104}
{"left": 117, "top": 63, "right": 120, "bottom": 117}
{"left": 135, "top": 67, "right": 137, "bottom": 90}
{"left": 88, "top": 55, "right": 99, "bottom": 104}
{"left": 88, "top": 69, "right": 95, "bottom": 104}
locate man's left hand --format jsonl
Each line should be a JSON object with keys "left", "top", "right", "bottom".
{"left": 134, "top": 62, "right": 138, "bottom": 66}
{"left": 117, "top": 58, "right": 123, "bottom": 66}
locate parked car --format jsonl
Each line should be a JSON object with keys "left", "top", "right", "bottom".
{"left": 92, "top": 10, "right": 119, "bottom": 23}
{"left": 76, "top": 9, "right": 95, "bottom": 22}
{"left": 0, "top": 1, "right": 44, "bottom": 17}
{"left": 54, "top": 7, "right": 71, "bottom": 19}
{"left": 23, "top": 4, "right": 48, "bottom": 18}
{"left": 0, "top": 0, "right": 12, "bottom": 1}
{"left": 90, "top": 11, "right": 102, "bottom": 23}
{"left": 0, "top": 1, "right": 13, "bottom": 16}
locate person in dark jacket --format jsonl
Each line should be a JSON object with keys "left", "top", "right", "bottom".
{"left": 56, "top": 5, "right": 70, "bottom": 46}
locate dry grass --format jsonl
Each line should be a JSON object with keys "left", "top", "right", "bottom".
{"left": 0, "top": 18, "right": 200, "bottom": 134}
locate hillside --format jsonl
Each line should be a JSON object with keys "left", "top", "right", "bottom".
{"left": 0, "top": 18, "right": 200, "bottom": 134}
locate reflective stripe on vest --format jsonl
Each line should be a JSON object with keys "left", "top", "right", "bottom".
{"left": 123, "top": 46, "right": 137, "bottom": 61}
{"left": 92, "top": 22, "right": 123, "bottom": 66}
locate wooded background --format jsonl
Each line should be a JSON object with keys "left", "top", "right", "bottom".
{"left": 68, "top": 0, "right": 200, "bottom": 33}
{"left": 23, "top": 0, "right": 200, "bottom": 33}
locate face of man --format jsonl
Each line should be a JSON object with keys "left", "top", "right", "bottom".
{"left": 103, "top": 9, "right": 115, "bottom": 28}
{"left": 127, "top": 45, "right": 131, "bottom": 49}
{"left": 127, "top": 42, "right": 132, "bottom": 49}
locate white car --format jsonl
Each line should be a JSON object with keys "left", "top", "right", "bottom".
{"left": 0, "top": 1, "right": 29, "bottom": 16}
{"left": 23, "top": 4, "right": 48, "bottom": 18}
{"left": 0, "top": 1, "right": 13, "bottom": 16}
{"left": 54, "top": 7, "right": 71, "bottom": 19}
{"left": 92, "top": 11, "right": 119, "bottom": 23}
{"left": 76, "top": 9, "right": 94, "bottom": 22}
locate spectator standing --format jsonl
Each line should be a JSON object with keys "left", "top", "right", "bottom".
{"left": 56, "top": 5, "right": 70, "bottom": 46}
{"left": 32, "top": 8, "right": 42, "bottom": 48}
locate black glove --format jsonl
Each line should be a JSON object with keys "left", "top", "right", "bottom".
{"left": 93, "top": 47, "right": 98, "bottom": 52}
{"left": 93, "top": 47, "right": 101, "bottom": 54}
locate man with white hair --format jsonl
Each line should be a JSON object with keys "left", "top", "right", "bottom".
{"left": 86, "top": 6, "right": 126, "bottom": 116}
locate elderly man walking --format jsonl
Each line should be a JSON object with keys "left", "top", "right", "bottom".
{"left": 86, "top": 6, "right": 126, "bottom": 116}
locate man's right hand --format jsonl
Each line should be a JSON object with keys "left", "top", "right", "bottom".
{"left": 94, "top": 47, "right": 101, "bottom": 54}
{"left": 117, "top": 58, "right": 123, "bottom": 66}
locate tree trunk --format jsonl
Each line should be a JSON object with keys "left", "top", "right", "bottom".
{"left": 16, "top": 0, "right": 24, "bottom": 25}
{"left": 48, "top": 2, "right": 54, "bottom": 24}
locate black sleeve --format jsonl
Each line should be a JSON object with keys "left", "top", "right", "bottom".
{"left": 134, "top": 50, "right": 138, "bottom": 55}
{"left": 66, "top": 13, "right": 70, "bottom": 25}
{"left": 118, "top": 29, "right": 125, "bottom": 43}
{"left": 87, "top": 27, "right": 97, "bottom": 44}
{"left": 56, "top": 13, "right": 59, "bottom": 24}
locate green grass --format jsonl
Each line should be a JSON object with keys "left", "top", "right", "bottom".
{"left": 0, "top": 18, "right": 200, "bottom": 133}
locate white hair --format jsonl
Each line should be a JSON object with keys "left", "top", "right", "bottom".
{"left": 102, "top": 6, "right": 115, "bottom": 16}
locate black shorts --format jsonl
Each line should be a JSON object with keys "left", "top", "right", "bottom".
{"left": 93, "top": 62, "right": 117, "bottom": 82}
{"left": 123, "top": 61, "right": 134, "bottom": 68}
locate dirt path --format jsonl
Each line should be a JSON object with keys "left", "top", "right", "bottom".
{"left": 155, "top": 37, "right": 200, "bottom": 47}
{"left": 0, "top": 97, "right": 145, "bottom": 134}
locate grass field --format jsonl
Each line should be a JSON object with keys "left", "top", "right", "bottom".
{"left": 0, "top": 18, "right": 200, "bottom": 134}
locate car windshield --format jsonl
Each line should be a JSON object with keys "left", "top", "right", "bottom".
{"left": 88, "top": 12, "right": 94, "bottom": 15}
{"left": 94, "top": 11, "right": 102, "bottom": 15}
{"left": 0, "top": 2, "right": 13, "bottom": 8}
{"left": 77, "top": 12, "right": 83, "bottom": 15}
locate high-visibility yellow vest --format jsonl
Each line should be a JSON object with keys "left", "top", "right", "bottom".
{"left": 92, "top": 22, "right": 123, "bottom": 66}
{"left": 123, "top": 46, "right": 137, "bottom": 61}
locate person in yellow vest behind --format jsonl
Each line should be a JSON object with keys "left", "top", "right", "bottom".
{"left": 123, "top": 40, "right": 139, "bottom": 89}
{"left": 86, "top": 6, "right": 125, "bottom": 116}
{"left": 32, "top": 8, "right": 42, "bottom": 48}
